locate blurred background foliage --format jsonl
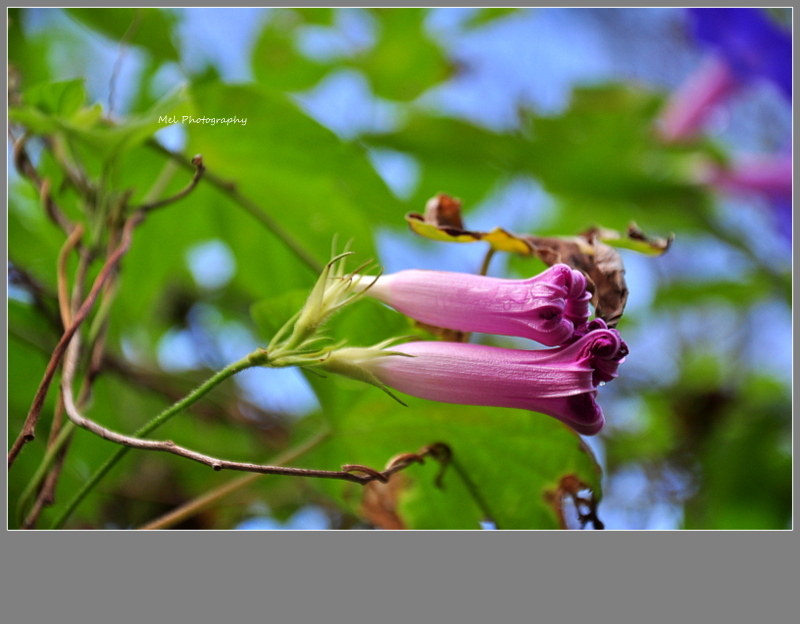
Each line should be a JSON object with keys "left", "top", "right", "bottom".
{"left": 8, "top": 7, "right": 791, "bottom": 530}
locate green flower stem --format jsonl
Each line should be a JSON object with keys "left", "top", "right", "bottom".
{"left": 49, "top": 352, "right": 263, "bottom": 530}
{"left": 17, "top": 420, "right": 76, "bottom": 525}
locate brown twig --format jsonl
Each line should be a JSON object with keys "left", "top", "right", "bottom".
{"left": 42, "top": 136, "right": 94, "bottom": 199}
{"left": 22, "top": 431, "right": 73, "bottom": 529}
{"left": 9, "top": 324, "right": 278, "bottom": 433}
{"left": 56, "top": 225, "right": 85, "bottom": 327}
{"left": 479, "top": 247, "right": 496, "bottom": 276}
{"left": 133, "top": 155, "right": 206, "bottom": 213}
{"left": 138, "top": 429, "right": 331, "bottom": 530}
{"left": 10, "top": 132, "right": 76, "bottom": 235}
{"left": 8, "top": 261, "right": 63, "bottom": 332}
{"left": 548, "top": 475, "right": 604, "bottom": 530}
{"left": 8, "top": 211, "right": 144, "bottom": 468}
{"left": 41, "top": 178, "right": 77, "bottom": 236}
{"left": 60, "top": 334, "right": 438, "bottom": 493}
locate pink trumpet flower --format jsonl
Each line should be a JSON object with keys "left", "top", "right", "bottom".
{"left": 360, "top": 264, "right": 592, "bottom": 347}
{"left": 320, "top": 325, "right": 628, "bottom": 436}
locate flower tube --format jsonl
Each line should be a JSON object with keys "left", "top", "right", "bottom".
{"left": 359, "top": 264, "right": 591, "bottom": 347}
{"left": 317, "top": 327, "right": 628, "bottom": 436}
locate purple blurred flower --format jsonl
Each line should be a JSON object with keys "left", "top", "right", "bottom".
{"left": 689, "top": 8, "right": 791, "bottom": 99}
{"left": 658, "top": 8, "right": 791, "bottom": 142}
{"left": 362, "top": 264, "right": 591, "bottom": 346}
{"left": 320, "top": 324, "right": 628, "bottom": 436}
{"left": 699, "top": 154, "right": 792, "bottom": 241}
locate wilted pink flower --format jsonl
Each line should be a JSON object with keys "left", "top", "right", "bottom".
{"left": 361, "top": 264, "right": 591, "bottom": 347}
{"left": 319, "top": 325, "right": 627, "bottom": 436}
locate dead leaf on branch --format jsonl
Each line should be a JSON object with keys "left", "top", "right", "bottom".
{"left": 406, "top": 193, "right": 673, "bottom": 327}
{"left": 543, "top": 474, "right": 604, "bottom": 530}
{"left": 360, "top": 474, "right": 409, "bottom": 530}
{"left": 523, "top": 231, "right": 630, "bottom": 327}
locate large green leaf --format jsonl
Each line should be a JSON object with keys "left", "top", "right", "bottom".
{"left": 297, "top": 382, "right": 602, "bottom": 529}
{"left": 184, "top": 82, "right": 406, "bottom": 259}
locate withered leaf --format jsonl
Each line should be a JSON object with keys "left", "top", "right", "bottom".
{"left": 406, "top": 193, "right": 533, "bottom": 255}
{"left": 543, "top": 474, "right": 604, "bottom": 530}
{"left": 524, "top": 231, "right": 629, "bottom": 328}
{"left": 591, "top": 222, "right": 674, "bottom": 256}
{"left": 360, "top": 474, "right": 408, "bottom": 530}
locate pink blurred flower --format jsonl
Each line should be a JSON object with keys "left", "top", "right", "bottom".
{"left": 320, "top": 325, "right": 628, "bottom": 436}
{"left": 657, "top": 56, "right": 739, "bottom": 143}
{"left": 361, "top": 264, "right": 591, "bottom": 347}
{"left": 657, "top": 8, "right": 791, "bottom": 143}
{"left": 701, "top": 154, "right": 791, "bottom": 199}
{"left": 698, "top": 154, "right": 792, "bottom": 241}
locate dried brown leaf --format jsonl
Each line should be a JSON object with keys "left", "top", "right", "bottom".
{"left": 360, "top": 474, "right": 408, "bottom": 530}
{"left": 544, "top": 474, "right": 604, "bottom": 530}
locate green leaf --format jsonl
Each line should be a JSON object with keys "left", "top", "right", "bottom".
{"left": 299, "top": 389, "right": 602, "bottom": 529}
{"left": 365, "top": 116, "right": 517, "bottom": 209}
{"left": 66, "top": 8, "right": 180, "bottom": 62}
{"left": 462, "top": 8, "right": 521, "bottom": 29}
{"left": 653, "top": 275, "right": 773, "bottom": 309}
{"left": 368, "top": 84, "right": 716, "bottom": 234}
{"left": 251, "top": 290, "right": 309, "bottom": 340}
{"left": 8, "top": 8, "right": 53, "bottom": 89}
{"left": 294, "top": 8, "right": 335, "bottom": 26}
{"left": 184, "top": 82, "right": 405, "bottom": 260}
{"left": 23, "top": 79, "right": 86, "bottom": 117}
{"left": 683, "top": 377, "right": 791, "bottom": 530}
{"left": 354, "top": 8, "right": 452, "bottom": 101}
{"left": 252, "top": 14, "right": 333, "bottom": 91}
{"left": 66, "top": 86, "right": 190, "bottom": 160}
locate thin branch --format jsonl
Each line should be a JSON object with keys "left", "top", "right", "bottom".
{"left": 22, "top": 441, "right": 70, "bottom": 529}
{"left": 8, "top": 211, "right": 144, "bottom": 467}
{"left": 108, "top": 9, "right": 141, "bottom": 118}
{"left": 8, "top": 261, "right": 63, "bottom": 332}
{"left": 63, "top": 362, "right": 432, "bottom": 485}
{"left": 479, "top": 247, "right": 496, "bottom": 277}
{"left": 57, "top": 339, "right": 437, "bottom": 527}
{"left": 447, "top": 452, "right": 501, "bottom": 530}
{"left": 16, "top": 418, "right": 76, "bottom": 526}
{"left": 19, "top": 423, "right": 75, "bottom": 529}
{"left": 42, "top": 136, "right": 94, "bottom": 198}
{"left": 9, "top": 323, "right": 277, "bottom": 432}
{"left": 49, "top": 352, "right": 261, "bottom": 529}
{"left": 146, "top": 139, "right": 323, "bottom": 273}
{"left": 132, "top": 155, "right": 206, "bottom": 213}
{"left": 57, "top": 224, "right": 85, "bottom": 327}
{"left": 41, "top": 178, "right": 78, "bottom": 236}
{"left": 138, "top": 429, "right": 330, "bottom": 530}
{"left": 10, "top": 133, "right": 76, "bottom": 235}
